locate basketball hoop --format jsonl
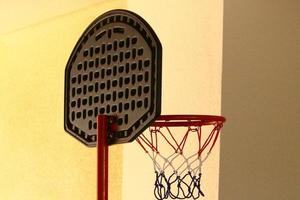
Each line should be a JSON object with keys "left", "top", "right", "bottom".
{"left": 136, "top": 115, "right": 225, "bottom": 200}
{"left": 64, "top": 9, "right": 226, "bottom": 200}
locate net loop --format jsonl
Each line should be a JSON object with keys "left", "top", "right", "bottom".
{"left": 153, "top": 171, "right": 205, "bottom": 200}
{"left": 137, "top": 115, "right": 225, "bottom": 199}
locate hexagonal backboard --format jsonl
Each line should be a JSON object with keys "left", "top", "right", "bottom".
{"left": 64, "top": 9, "right": 162, "bottom": 146}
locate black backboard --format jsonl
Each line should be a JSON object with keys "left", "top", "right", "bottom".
{"left": 64, "top": 9, "right": 162, "bottom": 146}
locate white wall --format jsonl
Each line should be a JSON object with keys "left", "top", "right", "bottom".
{"left": 124, "top": 1, "right": 224, "bottom": 199}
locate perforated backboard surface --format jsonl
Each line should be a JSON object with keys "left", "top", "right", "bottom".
{"left": 64, "top": 9, "right": 162, "bottom": 146}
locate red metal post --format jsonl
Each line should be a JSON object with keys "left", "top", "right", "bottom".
{"left": 97, "top": 115, "right": 109, "bottom": 200}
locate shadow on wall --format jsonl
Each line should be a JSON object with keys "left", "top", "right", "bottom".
{"left": 220, "top": 0, "right": 300, "bottom": 200}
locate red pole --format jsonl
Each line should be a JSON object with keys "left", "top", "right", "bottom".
{"left": 97, "top": 115, "right": 109, "bottom": 200}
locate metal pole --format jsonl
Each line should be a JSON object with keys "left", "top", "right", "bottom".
{"left": 97, "top": 115, "right": 108, "bottom": 200}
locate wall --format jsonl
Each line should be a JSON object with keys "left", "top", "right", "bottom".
{"left": 0, "top": 1, "right": 125, "bottom": 200}
{"left": 0, "top": 0, "right": 106, "bottom": 34}
{"left": 0, "top": 1, "right": 224, "bottom": 199}
{"left": 220, "top": 0, "right": 300, "bottom": 199}
{"left": 123, "top": 1, "right": 224, "bottom": 199}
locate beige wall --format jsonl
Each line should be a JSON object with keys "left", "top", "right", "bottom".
{"left": 220, "top": 0, "right": 300, "bottom": 199}
{"left": 0, "top": 0, "right": 106, "bottom": 34}
{"left": 0, "top": 1, "right": 125, "bottom": 200}
{"left": 123, "top": 1, "right": 224, "bottom": 199}
{"left": 0, "top": 0, "right": 224, "bottom": 199}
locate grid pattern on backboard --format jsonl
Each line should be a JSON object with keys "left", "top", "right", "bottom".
{"left": 64, "top": 10, "right": 162, "bottom": 146}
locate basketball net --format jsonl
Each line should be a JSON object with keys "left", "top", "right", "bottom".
{"left": 136, "top": 115, "right": 225, "bottom": 200}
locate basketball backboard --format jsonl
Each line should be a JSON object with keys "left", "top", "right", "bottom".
{"left": 64, "top": 9, "right": 162, "bottom": 146}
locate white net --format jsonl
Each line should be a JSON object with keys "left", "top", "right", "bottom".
{"left": 136, "top": 117, "right": 224, "bottom": 200}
